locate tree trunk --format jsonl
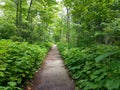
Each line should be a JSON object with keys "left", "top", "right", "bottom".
{"left": 66, "top": 7, "right": 70, "bottom": 47}
{"left": 27, "top": 0, "right": 33, "bottom": 21}
{"left": 15, "top": 0, "right": 19, "bottom": 27}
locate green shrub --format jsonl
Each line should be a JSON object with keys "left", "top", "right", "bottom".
{"left": 58, "top": 44, "right": 120, "bottom": 90}
{"left": 0, "top": 23, "right": 17, "bottom": 39}
{"left": 0, "top": 39, "right": 48, "bottom": 90}
{"left": 34, "top": 42, "right": 53, "bottom": 50}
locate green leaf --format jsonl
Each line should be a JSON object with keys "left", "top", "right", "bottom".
{"left": 84, "top": 82, "right": 98, "bottom": 90}
{"left": 0, "top": 72, "right": 4, "bottom": 77}
{"left": 105, "top": 79, "right": 120, "bottom": 90}
{"left": 95, "top": 52, "right": 118, "bottom": 63}
{"left": 0, "top": 67, "right": 6, "bottom": 71}
{"left": 8, "top": 82, "right": 17, "bottom": 87}
{"left": 0, "top": 86, "right": 10, "bottom": 90}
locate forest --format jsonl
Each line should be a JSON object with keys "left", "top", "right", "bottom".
{"left": 0, "top": 0, "right": 120, "bottom": 90}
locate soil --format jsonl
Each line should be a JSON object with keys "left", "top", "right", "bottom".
{"left": 26, "top": 45, "right": 75, "bottom": 90}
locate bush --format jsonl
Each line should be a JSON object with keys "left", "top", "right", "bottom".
{"left": 58, "top": 44, "right": 120, "bottom": 90}
{"left": 0, "top": 23, "right": 17, "bottom": 39}
{"left": 0, "top": 39, "right": 48, "bottom": 90}
{"left": 34, "top": 42, "right": 53, "bottom": 50}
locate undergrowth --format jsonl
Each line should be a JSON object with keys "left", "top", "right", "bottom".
{"left": 0, "top": 39, "right": 51, "bottom": 90}
{"left": 58, "top": 43, "right": 120, "bottom": 90}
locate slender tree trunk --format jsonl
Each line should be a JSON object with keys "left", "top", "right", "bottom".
{"left": 66, "top": 7, "right": 70, "bottom": 47}
{"left": 15, "top": 0, "right": 22, "bottom": 39}
{"left": 26, "top": 0, "right": 33, "bottom": 43}
{"left": 27, "top": 0, "right": 33, "bottom": 21}
{"left": 15, "top": 0, "right": 19, "bottom": 27}
{"left": 19, "top": 0, "right": 23, "bottom": 40}
{"left": 19, "top": 0, "right": 22, "bottom": 26}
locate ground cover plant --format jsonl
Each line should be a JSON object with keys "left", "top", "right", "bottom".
{"left": 58, "top": 43, "right": 120, "bottom": 90}
{"left": 0, "top": 39, "right": 51, "bottom": 90}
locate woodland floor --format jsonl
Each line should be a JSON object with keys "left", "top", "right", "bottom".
{"left": 26, "top": 45, "right": 75, "bottom": 90}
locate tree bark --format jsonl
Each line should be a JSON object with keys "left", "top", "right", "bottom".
{"left": 15, "top": 0, "right": 19, "bottom": 27}
{"left": 66, "top": 7, "right": 70, "bottom": 47}
{"left": 27, "top": 0, "right": 33, "bottom": 21}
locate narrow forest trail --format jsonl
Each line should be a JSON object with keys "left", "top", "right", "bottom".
{"left": 28, "top": 45, "right": 75, "bottom": 90}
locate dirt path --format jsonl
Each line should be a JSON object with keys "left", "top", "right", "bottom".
{"left": 28, "top": 45, "right": 75, "bottom": 90}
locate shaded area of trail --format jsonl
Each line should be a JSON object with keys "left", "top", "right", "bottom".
{"left": 29, "top": 45, "right": 75, "bottom": 90}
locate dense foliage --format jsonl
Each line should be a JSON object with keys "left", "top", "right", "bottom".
{"left": 0, "top": 0, "right": 57, "bottom": 43}
{"left": 0, "top": 40, "right": 51, "bottom": 90}
{"left": 58, "top": 43, "right": 120, "bottom": 90}
{"left": 0, "top": 0, "right": 120, "bottom": 90}
{"left": 56, "top": 0, "right": 120, "bottom": 89}
{"left": 53, "top": 0, "right": 120, "bottom": 47}
{"left": 0, "top": 0, "right": 55, "bottom": 89}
